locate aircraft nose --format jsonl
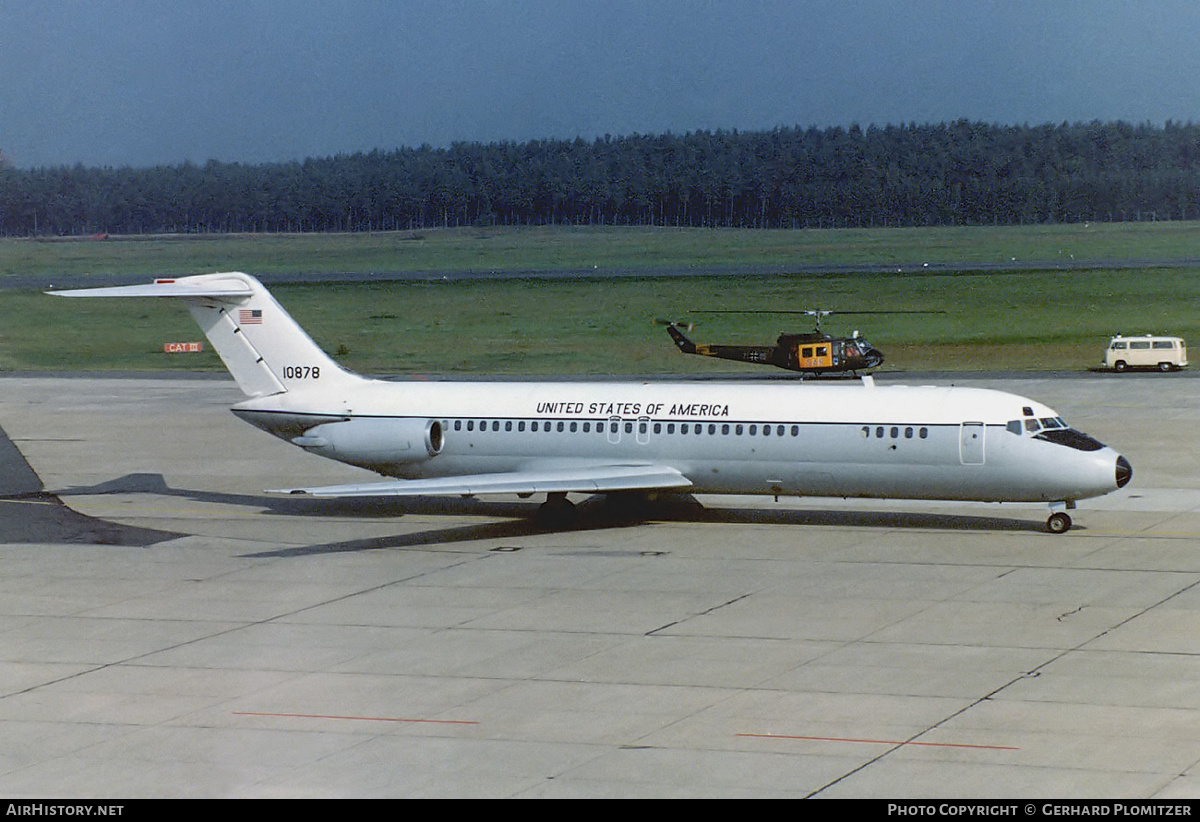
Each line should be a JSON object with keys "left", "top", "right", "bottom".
{"left": 1116, "top": 455, "right": 1132, "bottom": 489}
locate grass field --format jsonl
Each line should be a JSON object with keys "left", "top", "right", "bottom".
{"left": 6, "top": 221, "right": 1200, "bottom": 280}
{"left": 3, "top": 223, "right": 1199, "bottom": 375}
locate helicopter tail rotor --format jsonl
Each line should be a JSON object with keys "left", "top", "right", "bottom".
{"left": 653, "top": 318, "right": 695, "bottom": 332}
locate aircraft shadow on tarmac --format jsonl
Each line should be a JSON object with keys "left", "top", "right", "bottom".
{"left": 48, "top": 471, "right": 1049, "bottom": 558}
{"left": 0, "top": 426, "right": 182, "bottom": 547}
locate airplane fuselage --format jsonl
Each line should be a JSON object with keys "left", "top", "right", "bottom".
{"left": 231, "top": 377, "right": 1129, "bottom": 505}
{"left": 50, "top": 272, "right": 1131, "bottom": 533}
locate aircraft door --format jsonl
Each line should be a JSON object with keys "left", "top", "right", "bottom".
{"left": 607, "top": 415, "right": 622, "bottom": 445}
{"left": 960, "top": 422, "right": 985, "bottom": 465}
{"left": 636, "top": 416, "right": 651, "bottom": 445}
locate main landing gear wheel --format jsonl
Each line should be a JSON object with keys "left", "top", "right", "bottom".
{"left": 536, "top": 492, "right": 577, "bottom": 526}
{"left": 1046, "top": 512, "right": 1072, "bottom": 534}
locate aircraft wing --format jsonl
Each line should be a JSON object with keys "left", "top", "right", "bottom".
{"left": 270, "top": 463, "right": 693, "bottom": 498}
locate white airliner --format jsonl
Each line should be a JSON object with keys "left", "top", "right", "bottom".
{"left": 50, "top": 272, "right": 1131, "bottom": 533}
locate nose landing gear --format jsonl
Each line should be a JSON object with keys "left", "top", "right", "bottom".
{"left": 1046, "top": 501, "right": 1076, "bottom": 534}
{"left": 1046, "top": 511, "right": 1072, "bottom": 534}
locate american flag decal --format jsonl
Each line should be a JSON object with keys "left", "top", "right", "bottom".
{"left": 239, "top": 309, "right": 263, "bottom": 325}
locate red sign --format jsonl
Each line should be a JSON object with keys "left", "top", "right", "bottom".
{"left": 163, "top": 342, "right": 203, "bottom": 353}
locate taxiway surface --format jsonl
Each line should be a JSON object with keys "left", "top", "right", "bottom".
{"left": 1, "top": 372, "right": 1199, "bottom": 798}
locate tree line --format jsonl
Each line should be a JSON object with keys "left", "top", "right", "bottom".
{"left": 2, "top": 119, "right": 1199, "bottom": 236}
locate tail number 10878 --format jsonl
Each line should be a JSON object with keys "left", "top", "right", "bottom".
{"left": 282, "top": 366, "right": 321, "bottom": 379}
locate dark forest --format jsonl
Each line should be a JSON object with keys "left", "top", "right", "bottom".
{"left": 3, "top": 119, "right": 1199, "bottom": 236}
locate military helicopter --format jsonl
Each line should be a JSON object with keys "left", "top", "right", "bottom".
{"left": 658, "top": 309, "right": 938, "bottom": 378}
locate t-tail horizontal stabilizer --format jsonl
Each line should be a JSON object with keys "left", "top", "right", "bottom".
{"left": 48, "top": 272, "right": 361, "bottom": 398}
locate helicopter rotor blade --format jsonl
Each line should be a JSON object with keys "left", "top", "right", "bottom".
{"left": 698, "top": 309, "right": 946, "bottom": 316}
{"left": 695, "top": 308, "right": 945, "bottom": 332}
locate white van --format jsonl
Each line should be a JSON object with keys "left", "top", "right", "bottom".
{"left": 1104, "top": 335, "right": 1188, "bottom": 372}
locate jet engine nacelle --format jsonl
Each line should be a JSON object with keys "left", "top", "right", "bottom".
{"left": 292, "top": 417, "right": 443, "bottom": 469}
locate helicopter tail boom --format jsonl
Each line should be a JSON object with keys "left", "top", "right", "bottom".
{"left": 664, "top": 322, "right": 698, "bottom": 354}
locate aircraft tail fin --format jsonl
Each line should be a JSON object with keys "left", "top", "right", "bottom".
{"left": 48, "top": 272, "right": 362, "bottom": 397}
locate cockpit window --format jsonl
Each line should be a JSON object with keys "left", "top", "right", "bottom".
{"left": 1035, "top": 428, "right": 1105, "bottom": 452}
{"left": 1009, "top": 416, "right": 1073, "bottom": 437}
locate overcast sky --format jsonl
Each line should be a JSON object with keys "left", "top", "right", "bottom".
{"left": 4, "top": 0, "right": 1200, "bottom": 169}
